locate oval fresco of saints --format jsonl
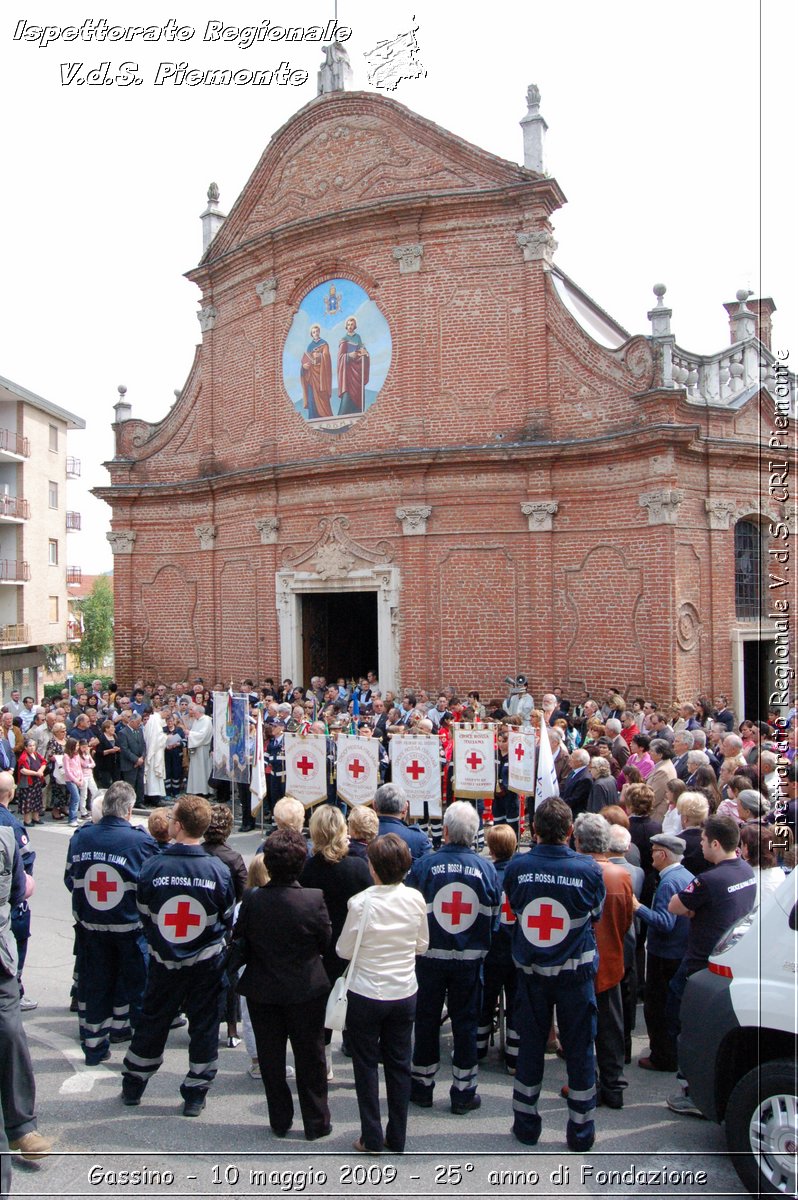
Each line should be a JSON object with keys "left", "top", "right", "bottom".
{"left": 283, "top": 278, "right": 392, "bottom": 430}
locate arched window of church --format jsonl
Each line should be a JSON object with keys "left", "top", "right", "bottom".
{"left": 734, "top": 518, "right": 765, "bottom": 620}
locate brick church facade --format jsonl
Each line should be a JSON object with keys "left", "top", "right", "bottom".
{"left": 97, "top": 85, "right": 795, "bottom": 717}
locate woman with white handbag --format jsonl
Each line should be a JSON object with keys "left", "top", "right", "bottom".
{"left": 335, "top": 833, "right": 428, "bottom": 1154}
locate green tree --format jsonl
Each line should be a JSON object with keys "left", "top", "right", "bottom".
{"left": 78, "top": 576, "right": 114, "bottom": 670}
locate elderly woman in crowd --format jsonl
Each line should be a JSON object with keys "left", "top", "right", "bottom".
{"left": 739, "top": 825, "right": 786, "bottom": 906}
{"left": 587, "top": 755, "right": 619, "bottom": 812}
{"left": 624, "top": 783, "right": 661, "bottom": 903}
{"left": 347, "top": 805, "right": 380, "bottom": 860}
{"left": 675, "top": 791, "right": 712, "bottom": 876}
{"left": 17, "top": 736, "right": 46, "bottom": 825}
{"left": 233, "top": 829, "right": 332, "bottom": 1141}
{"left": 337, "top": 833, "right": 429, "bottom": 1154}
{"left": 46, "top": 721, "right": 69, "bottom": 820}
{"left": 300, "top": 806, "right": 372, "bottom": 1077}
{"left": 95, "top": 719, "right": 121, "bottom": 789}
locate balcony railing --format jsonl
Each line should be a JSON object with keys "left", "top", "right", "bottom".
{"left": 66, "top": 511, "right": 82, "bottom": 531}
{"left": 0, "top": 429, "right": 30, "bottom": 458}
{"left": 66, "top": 457, "right": 81, "bottom": 478}
{"left": 66, "top": 566, "right": 82, "bottom": 584}
{"left": 0, "top": 495, "right": 30, "bottom": 520}
{"left": 0, "top": 560, "right": 30, "bottom": 582}
{"left": 66, "top": 619, "right": 82, "bottom": 642}
{"left": 0, "top": 623, "right": 29, "bottom": 646}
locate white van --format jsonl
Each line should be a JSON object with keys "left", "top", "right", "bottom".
{"left": 679, "top": 870, "right": 797, "bottom": 1196}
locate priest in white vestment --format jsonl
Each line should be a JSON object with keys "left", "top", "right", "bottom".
{"left": 143, "top": 709, "right": 167, "bottom": 801}
{"left": 187, "top": 704, "right": 213, "bottom": 796}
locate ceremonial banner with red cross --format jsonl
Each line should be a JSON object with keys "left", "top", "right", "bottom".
{"left": 390, "top": 735, "right": 441, "bottom": 817}
{"left": 508, "top": 729, "right": 536, "bottom": 795}
{"left": 285, "top": 734, "right": 328, "bottom": 807}
{"left": 453, "top": 727, "right": 495, "bottom": 799}
{"left": 335, "top": 733, "right": 379, "bottom": 807}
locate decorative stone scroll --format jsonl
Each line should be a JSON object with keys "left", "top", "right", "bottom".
{"left": 255, "top": 516, "right": 280, "bottom": 544}
{"left": 392, "top": 244, "right": 424, "bottom": 274}
{"left": 396, "top": 506, "right": 432, "bottom": 536}
{"left": 255, "top": 278, "right": 278, "bottom": 306}
{"left": 106, "top": 530, "right": 136, "bottom": 555}
{"left": 704, "top": 498, "right": 737, "bottom": 531}
{"left": 516, "top": 230, "right": 557, "bottom": 265}
{"left": 521, "top": 501, "right": 558, "bottom": 531}
{"left": 195, "top": 524, "right": 217, "bottom": 550}
{"left": 639, "top": 489, "right": 684, "bottom": 526}
{"left": 197, "top": 305, "right": 217, "bottom": 333}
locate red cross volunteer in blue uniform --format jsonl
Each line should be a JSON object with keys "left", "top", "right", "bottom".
{"left": 407, "top": 801, "right": 501, "bottom": 1114}
{"left": 64, "top": 780, "right": 159, "bottom": 1064}
{"left": 503, "top": 797, "right": 605, "bottom": 1151}
{"left": 121, "top": 794, "right": 235, "bottom": 1117}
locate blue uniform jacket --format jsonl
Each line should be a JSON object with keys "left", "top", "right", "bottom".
{"left": 136, "top": 843, "right": 235, "bottom": 968}
{"left": 65, "top": 816, "right": 160, "bottom": 933}
{"left": 503, "top": 842, "right": 605, "bottom": 979}
{"left": 377, "top": 814, "right": 432, "bottom": 861}
{"left": 635, "top": 862, "right": 694, "bottom": 958}
{"left": 407, "top": 844, "right": 501, "bottom": 961}
{"left": 0, "top": 806, "right": 34, "bottom": 874}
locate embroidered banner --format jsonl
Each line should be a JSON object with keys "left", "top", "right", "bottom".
{"left": 285, "top": 734, "right": 328, "bottom": 807}
{"left": 211, "top": 691, "right": 249, "bottom": 783}
{"left": 508, "top": 729, "right": 536, "bottom": 795}
{"left": 390, "top": 735, "right": 442, "bottom": 817}
{"left": 335, "top": 734, "right": 379, "bottom": 806}
{"left": 453, "top": 727, "right": 495, "bottom": 799}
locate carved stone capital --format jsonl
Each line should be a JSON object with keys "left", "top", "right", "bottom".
{"left": 255, "top": 516, "right": 280, "bottom": 545}
{"left": 521, "top": 500, "right": 558, "bottom": 531}
{"left": 395, "top": 505, "right": 432, "bottom": 536}
{"left": 639, "top": 489, "right": 684, "bottom": 525}
{"left": 255, "top": 277, "right": 278, "bottom": 306}
{"left": 195, "top": 523, "right": 217, "bottom": 550}
{"left": 106, "top": 530, "right": 136, "bottom": 555}
{"left": 392, "top": 243, "right": 424, "bottom": 274}
{"left": 197, "top": 305, "right": 217, "bottom": 333}
{"left": 704, "top": 498, "right": 737, "bottom": 531}
{"left": 516, "top": 230, "right": 557, "bottom": 265}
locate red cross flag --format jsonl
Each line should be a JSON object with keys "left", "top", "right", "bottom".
{"left": 453, "top": 727, "right": 495, "bottom": 799}
{"left": 508, "top": 730, "right": 536, "bottom": 795}
{"left": 432, "top": 881, "right": 480, "bottom": 934}
{"left": 390, "top": 735, "right": 441, "bottom": 817}
{"left": 520, "top": 897, "right": 571, "bottom": 948}
{"left": 83, "top": 862, "right": 124, "bottom": 911}
{"left": 157, "top": 894, "right": 208, "bottom": 944}
{"left": 335, "top": 733, "right": 379, "bottom": 806}
{"left": 285, "top": 734, "right": 328, "bottom": 806}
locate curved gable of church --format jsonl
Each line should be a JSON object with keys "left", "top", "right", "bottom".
{"left": 205, "top": 92, "right": 539, "bottom": 258}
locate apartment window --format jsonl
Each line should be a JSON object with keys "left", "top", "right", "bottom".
{"left": 48, "top": 480, "right": 58, "bottom": 509}
{"left": 49, "top": 595, "right": 59, "bottom": 623}
{"left": 48, "top": 539, "right": 58, "bottom": 565}
{"left": 49, "top": 424, "right": 58, "bottom": 452}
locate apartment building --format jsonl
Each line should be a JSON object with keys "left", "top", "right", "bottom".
{"left": 0, "top": 374, "right": 85, "bottom": 698}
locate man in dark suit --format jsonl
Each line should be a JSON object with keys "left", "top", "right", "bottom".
{"left": 561, "top": 749, "right": 592, "bottom": 818}
{"left": 370, "top": 697, "right": 389, "bottom": 750}
{"left": 116, "top": 711, "right": 145, "bottom": 804}
{"left": 672, "top": 730, "right": 694, "bottom": 781}
{"left": 374, "top": 783, "right": 432, "bottom": 861}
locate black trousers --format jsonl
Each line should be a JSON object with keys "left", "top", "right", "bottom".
{"left": 76, "top": 927, "right": 147, "bottom": 1064}
{"left": 121, "top": 767, "right": 144, "bottom": 805}
{"left": 643, "top": 953, "right": 681, "bottom": 1069}
{"left": 0, "top": 973, "right": 36, "bottom": 1141}
{"left": 347, "top": 989, "right": 416, "bottom": 1152}
{"left": 247, "top": 995, "right": 329, "bottom": 1139}
{"left": 595, "top": 984, "right": 627, "bottom": 1104}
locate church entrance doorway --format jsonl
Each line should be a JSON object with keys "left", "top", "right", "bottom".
{"left": 742, "top": 638, "right": 776, "bottom": 721}
{"left": 301, "top": 591, "right": 378, "bottom": 686}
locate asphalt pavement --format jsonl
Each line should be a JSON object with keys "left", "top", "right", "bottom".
{"left": 6, "top": 816, "right": 749, "bottom": 1199}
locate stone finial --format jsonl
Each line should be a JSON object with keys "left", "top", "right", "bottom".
{"left": 392, "top": 244, "right": 424, "bottom": 274}
{"left": 255, "top": 516, "right": 280, "bottom": 545}
{"left": 705, "top": 498, "right": 737, "bottom": 531}
{"left": 395, "top": 506, "right": 432, "bottom": 536}
{"left": 197, "top": 305, "right": 217, "bottom": 333}
{"left": 318, "top": 41, "right": 353, "bottom": 95}
{"left": 195, "top": 524, "right": 217, "bottom": 551}
{"left": 255, "top": 278, "right": 278, "bottom": 307}
{"left": 200, "top": 182, "right": 226, "bottom": 252}
{"left": 520, "top": 83, "right": 548, "bottom": 173}
{"left": 106, "top": 530, "right": 136, "bottom": 554}
{"left": 516, "top": 230, "right": 557, "bottom": 265}
{"left": 639, "top": 489, "right": 684, "bottom": 525}
{"left": 113, "top": 384, "right": 132, "bottom": 423}
{"left": 723, "top": 288, "right": 757, "bottom": 344}
{"left": 647, "top": 283, "right": 672, "bottom": 337}
{"left": 521, "top": 501, "right": 558, "bottom": 531}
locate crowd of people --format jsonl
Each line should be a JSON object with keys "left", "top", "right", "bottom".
{"left": 0, "top": 673, "right": 794, "bottom": 1171}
